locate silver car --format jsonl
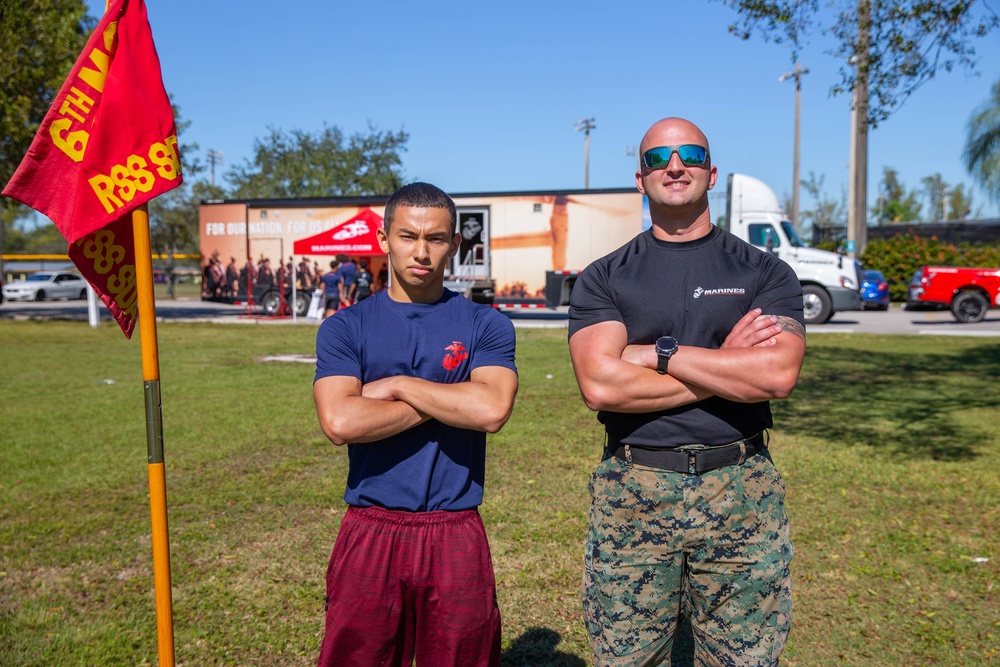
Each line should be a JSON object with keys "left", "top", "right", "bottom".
{"left": 2, "top": 271, "right": 88, "bottom": 302}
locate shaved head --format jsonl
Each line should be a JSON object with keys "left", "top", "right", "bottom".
{"left": 639, "top": 117, "right": 711, "bottom": 166}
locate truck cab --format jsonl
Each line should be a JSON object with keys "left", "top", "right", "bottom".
{"left": 723, "top": 173, "right": 863, "bottom": 324}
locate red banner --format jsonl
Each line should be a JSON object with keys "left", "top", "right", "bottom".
{"left": 2, "top": 0, "right": 180, "bottom": 338}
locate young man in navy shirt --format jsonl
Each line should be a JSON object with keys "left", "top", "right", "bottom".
{"left": 321, "top": 259, "right": 342, "bottom": 319}
{"left": 313, "top": 182, "right": 518, "bottom": 667}
{"left": 334, "top": 253, "right": 356, "bottom": 306}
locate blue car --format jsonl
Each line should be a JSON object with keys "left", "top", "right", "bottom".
{"left": 861, "top": 270, "right": 890, "bottom": 310}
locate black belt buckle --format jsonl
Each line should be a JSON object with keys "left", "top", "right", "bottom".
{"left": 610, "top": 432, "right": 763, "bottom": 475}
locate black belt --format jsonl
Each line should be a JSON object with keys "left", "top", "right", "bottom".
{"left": 607, "top": 432, "right": 765, "bottom": 474}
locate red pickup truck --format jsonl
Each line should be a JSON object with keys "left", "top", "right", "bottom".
{"left": 907, "top": 266, "right": 1000, "bottom": 323}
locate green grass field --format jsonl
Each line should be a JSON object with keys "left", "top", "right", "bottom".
{"left": 152, "top": 280, "right": 203, "bottom": 300}
{"left": 0, "top": 321, "right": 997, "bottom": 666}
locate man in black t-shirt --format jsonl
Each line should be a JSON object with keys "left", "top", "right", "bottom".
{"left": 353, "top": 259, "right": 373, "bottom": 302}
{"left": 568, "top": 117, "right": 806, "bottom": 667}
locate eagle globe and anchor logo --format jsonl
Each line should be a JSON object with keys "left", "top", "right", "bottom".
{"left": 442, "top": 341, "right": 469, "bottom": 371}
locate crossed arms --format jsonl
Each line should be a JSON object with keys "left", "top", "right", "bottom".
{"left": 569, "top": 309, "right": 805, "bottom": 413}
{"left": 314, "top": 366, "right": 519, "bottom": 446}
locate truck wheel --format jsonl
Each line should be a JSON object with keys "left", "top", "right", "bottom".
{"left": 294, "top": 293, "right": 309, "bottom": 316}
{"left": 802, "top": 285, "right": 832, "bottom": 324}
{"left": 260, "top": 290, "right": 281, "bottom": 316}
{"left": 950, "top": 291, "right": 988, "bottom": 323}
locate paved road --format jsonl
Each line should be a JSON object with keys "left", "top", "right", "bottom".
{"left": 818, "top": 305, "right": 1000, "bottom": 336}
{"left": 0, "top": 297, "right": 257, "bottom": 324}
{"left": 3, "top": 298, "right": 1000, "bottom": 336}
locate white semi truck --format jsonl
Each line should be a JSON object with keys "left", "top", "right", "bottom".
{"left": 722, "top": 173, "right": 863, "bottom": 324}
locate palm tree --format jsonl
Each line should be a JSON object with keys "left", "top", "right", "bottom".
{"left": 964, "top": 78, "right": 1000, "bottom": 207}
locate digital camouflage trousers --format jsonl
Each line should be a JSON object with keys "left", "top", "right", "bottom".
{"left": 583, "top": 449, "right": 793, "bottom": 667}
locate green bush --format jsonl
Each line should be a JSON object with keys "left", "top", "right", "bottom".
{"left": 860, "top": 233, "right": 1000, "bottom": 302}
{"left": 812, "top": 239, "right": 840, "bottom": 253}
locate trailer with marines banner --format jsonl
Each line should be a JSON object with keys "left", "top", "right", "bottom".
{"left": 198, "top": 188, "right": 645, "bottom": 314}
{"left": 198, "top": 176, "right": 863, "bottom": 322}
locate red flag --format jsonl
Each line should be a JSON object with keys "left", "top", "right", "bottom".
{"left": 2, "top": 0, "right": 181, "bottom": 338}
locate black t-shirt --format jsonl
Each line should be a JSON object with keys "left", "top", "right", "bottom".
{"left": 568, "top": 226, "right": 803, "bottom": 448}
{"left": 355, "top": 269, "right": 373, "bottom": 296}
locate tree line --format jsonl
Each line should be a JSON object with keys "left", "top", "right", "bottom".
{"left": 795, "top": 164, "right": 986, "bottom": 237}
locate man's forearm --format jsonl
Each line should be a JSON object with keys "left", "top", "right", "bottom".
{"left": 314, "top": 381, "right": 429, "bottom": 445}
{"left": 377, "top": 372, "right": 517, "bottom": 433}
{"left": 572, "top": 351, "right": 712, "bottom": 413}
{"left": 570, "top": 321, "right": 710, "bottom": 413}
{"left": 620, "top": 339, "right": 803, "bottom": 403}
{"left": 668, "top": 343, "right": 803, "bottom": 402}
{"left": 616, "top": 313, "right": 804, "bottom": 403}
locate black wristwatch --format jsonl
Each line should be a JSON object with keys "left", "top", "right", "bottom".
{"left": 655, "top": 336, "right": 679, "bottom": 374}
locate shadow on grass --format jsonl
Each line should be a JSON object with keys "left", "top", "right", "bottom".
{"left": 502, "top": 628, "right": 585, "bottom": 666}
{"left": 776, "top": 342, "right": 1000, "bottom": 461}
{"left": 500, "top": 621, "right": 697, "bottom": 666}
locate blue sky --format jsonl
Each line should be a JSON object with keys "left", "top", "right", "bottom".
{"left": 93, "top": 0, "right": 1000, "bottom": 218}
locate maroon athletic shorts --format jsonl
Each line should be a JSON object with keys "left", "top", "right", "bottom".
{"left": 317, "top": 505, "right": 501, "bottom": 667}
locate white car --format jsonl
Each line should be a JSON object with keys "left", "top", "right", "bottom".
{"left": 2, "top": 271, "right": 88, "bottom": 302}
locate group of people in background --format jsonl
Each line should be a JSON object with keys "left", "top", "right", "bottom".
{"left": 320, "top": 254, "right": 375, "bottom": 318}
{"left": 201, "top": 250, "right": 385, "bottom": 313}
{"left": 201, "top": 254, "right": 227, "bottom": 298}
{"left": 201, "top": 251, "right": 268, "bottom": 299}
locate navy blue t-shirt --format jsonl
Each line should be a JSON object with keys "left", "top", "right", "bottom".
{"left": 321, "top": 271, "right": 341, "bottom": 298}
{"left": 339, "top": 261, "right": 357, "bottom": 290}
{"left": 568, "top": 226, "right": 803, "bottom": 448}
{"left": 314, "top": 289, "right": 517, "bottom": 511}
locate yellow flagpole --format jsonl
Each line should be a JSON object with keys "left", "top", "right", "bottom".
{"left": 133, "top": 202, "right": 176, "bottom": 667}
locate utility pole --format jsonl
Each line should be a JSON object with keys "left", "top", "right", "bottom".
{"left": 780, "top": 63, "right": 809, "bottom": 231}
{"left": 207, "top": 149, "right": 224, "bottom": 188}
{"left": 847, "top": 0, "right": 870, "bottom": 260}
{"left": 575, "top": 118, "right": 596, "bottom": 189}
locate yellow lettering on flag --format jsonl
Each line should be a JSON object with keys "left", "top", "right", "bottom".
{"left": 107, "top": 263, "right": 139, "bottom": 314}
{"left": 78, "top": 21, "right": 118, "bottom": 93}
{"left": 127, "top": 155, "right": 155, "bottom": 193}
{"left": 79, "top": 228, "right": 127, "bottom": 275}
{"left": 59, "top": 87, "right": 95, "bottom": 123}
{"left": 89, "top": 173, "right": 124, "bottom": 213}
{"left": 88, "top": 134, "right": 180, "bottom": 213}
{"left": 50, "top": 118, "right": 89, "bottom": 163}
{"left": 149, "top": 136, "right": 180, "bottom": 180}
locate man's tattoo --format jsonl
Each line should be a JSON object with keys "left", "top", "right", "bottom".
{"left": 776, "top": 316, "right": 806, "bottom": 340}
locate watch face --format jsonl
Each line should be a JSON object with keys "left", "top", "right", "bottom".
{"left": 656, "top": 336, "right": 678, "bottom": 355}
